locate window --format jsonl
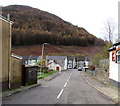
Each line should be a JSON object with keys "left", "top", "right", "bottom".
{"left": 118, "top": 55, "right": 120, "bottom": 63}
{"left": 112, "top": 51, "right": 116, "bottom": 61}
{"left": 117, "top": 51, "right": 120, "bottom": 63}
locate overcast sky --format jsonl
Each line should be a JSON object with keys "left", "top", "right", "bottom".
{"left": 1, "top": 0, "right": 119, "bottom": 41}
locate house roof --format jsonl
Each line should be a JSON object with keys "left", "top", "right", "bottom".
{"left": 28, "top": 55, "right": 39, "bottom": 60}
{"left": 22, "top": 55, "right": 67, "bottom": 61}
{"left": 113, "top": 42, "right": 120, "bottom": 46}
{"left": 46, "top": 56, "right": 67, "bottom": 61}
{"left": 107, "top": 47, "right": 116, "bottom": 51}
{"left": 46, "top": 56, "right": 67, "bottom": 67}
{"left": 55, "top": 60, "right": 63, "bottom": 67}
{"left": 22, "top": 55, "right": 40, "bottom": 60}
{"left": 108, "top": 41, "right": 120, "bottom": 52}
{"left": 76, "top": 56, "right": 90, "bottom": 61}
{"left": 67, "top": 56, "right": 75, "bottom": 60}
{"left": 25, "top": 65, "right": 39, "bottom": 67}
{"left": 76, "top": 57, "right": 85, "bottom": 61}
{"left": 22, "top": 56, "right": 30, "bottom": 60}
{"left": 11, "top": 53, "right": 22, "bottom": 60}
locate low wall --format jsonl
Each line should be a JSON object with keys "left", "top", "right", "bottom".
{"left": 93, "top": 68, "right": 110, "bottom": 85}
{"left": 11, "top": 56, "right": 22, "bottom": 89}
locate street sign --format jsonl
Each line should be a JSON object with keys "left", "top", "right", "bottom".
{"left": 42, "top": 54, "right": 46, "bottom": 66}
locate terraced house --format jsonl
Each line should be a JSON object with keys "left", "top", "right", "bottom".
{"left": 0, "top": 15, "right": 13, "bottom": 89}
{"left": 108, "top": 42, "right": 120, "bottom": 88}
{"left": 0, "top": 15, "right": 23, "bottom": 90}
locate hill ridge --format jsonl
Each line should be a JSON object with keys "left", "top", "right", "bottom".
{"left": 2, "top": 5, "right": 105, "bottom": 46}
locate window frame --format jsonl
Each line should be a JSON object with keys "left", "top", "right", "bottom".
{"left": 117, "top": 50, "right": 120, "bottom": 63}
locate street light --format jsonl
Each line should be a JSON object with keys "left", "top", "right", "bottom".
{"left": 41, "top": 43, "right": 49, "bottom": 58}
{"left": 40, "top": 43, "right": 49, "bottom": 79}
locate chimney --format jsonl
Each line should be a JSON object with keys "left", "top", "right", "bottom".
{"left": 7, "top": 14, "right": 10, "bottom": 21}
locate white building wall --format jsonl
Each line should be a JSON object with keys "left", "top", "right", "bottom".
{"left": 73, "top": 57, "right": 76, "bottom": 68}
{"left": 47, "top": 63, "right": 61, "bottom": 71}
{"left": 109, "top": 52, "right": 119, "bottom": 82}
{"left": 64, "top": 58, "right": 67, "bottom": 70}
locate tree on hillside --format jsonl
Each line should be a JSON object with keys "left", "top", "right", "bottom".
{"left": 91, "top": 41, "right": 112, "bottom": 67}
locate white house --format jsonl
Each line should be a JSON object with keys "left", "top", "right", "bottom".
{"left": 47, "top": 61, "right": 61, "bottom": 71}
{"left": 46, "top": 56, "right": 67, "bottom": 70}
{"left": 22, "top": 55, "right": 68, "bottom": 71}
{"left": 67, "top": 56, "right": 76, "bottom": 69}
{"left": 108, "top": 42, "right": 120, "bottom": 87}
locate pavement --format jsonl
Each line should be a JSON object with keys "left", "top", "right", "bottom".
{"left": 82, "top": 72, "right": 119, "bottom": 104}
{"left": 1, "top": 71, "right": 61, "bottom": 98}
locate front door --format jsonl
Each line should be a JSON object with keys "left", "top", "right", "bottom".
{"left": 56, "top": 67, "right": 59, "bottom": 71}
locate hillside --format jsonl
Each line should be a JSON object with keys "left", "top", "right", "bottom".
{"left": 12, "top": 45, "right": 100, "bottom": 57}
{"left": 2, "top": 5, "right": 105, "bottom": 47}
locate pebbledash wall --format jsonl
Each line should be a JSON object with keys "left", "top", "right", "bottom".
{"left": 108, "top": 42, "right": 120, "bottom": 88}
{"left": 0, "top": 15, "right": 12, "bottom": 89}
{"left": 11, "top": 54, "right": 22, "bottom": 89}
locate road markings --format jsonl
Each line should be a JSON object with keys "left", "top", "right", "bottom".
{"left": 57, "top": 72, "right": 72, "bottom": 99}
{"left": 67, "top": 79, "right": 69, "bottom": 82}
{"left": 64, "top": 82, "right": 68, "bottom": 88}
{"left": 57, "top": 89, "right": 64, "bottom": 99}
{"left": 42, "top": 85, "right": 49, "bottom": 88}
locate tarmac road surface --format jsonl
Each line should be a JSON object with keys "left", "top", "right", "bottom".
{"left": 2, "top": 69, "right": 114, "bottom": 104}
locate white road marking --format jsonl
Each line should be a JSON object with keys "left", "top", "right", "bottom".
{"left": 67, "top": 79, "right": 69, "bottom": 82}
{"left": 64, "top": 82, "right": 68, "bottom": 88}
{"left": 57, "top": 89, "right": 64, "bottom": 99}
{"left": 57, "top": 72, "right": 73, "bottom": 99}
{"left": 42, "top": 85, "right": 49, "bottom": 88}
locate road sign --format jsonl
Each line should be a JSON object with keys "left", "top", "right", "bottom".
{"left": 42, "top": 54, "right": 46, "bottom": 66}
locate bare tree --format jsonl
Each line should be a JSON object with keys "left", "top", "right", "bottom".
{"left": 115, "top": 33, "right": 120, "bottom": 42}
{"left": 103, "top": 19, "right": 115, "bottom": 43}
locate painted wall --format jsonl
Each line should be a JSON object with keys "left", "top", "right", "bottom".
{"left": 0, "top": 17, "right": 11, "bottom": 89}
{"left": 47, "top": 62, "right": 61, "bottom": 71}
{"left": 64, "top": 58, "right": 67, "bottom": 70}
{"left": 47, "top": 62, "right": 56, "bottom": 70}
{"left": 67, "top": 57, "right": 76, "bottom": 69}
{"left": 0, "top": 18, "right": 2, "bottom": 91}
{"left": 109, "top": 52, "right": 119, "bottom": 82}
{"left": 11, "top": 57, "right": 22, "bottom": 88}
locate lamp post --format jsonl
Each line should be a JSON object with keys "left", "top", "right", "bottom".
{"left": 40, "top": 43, "right": 49, "bottom": 79}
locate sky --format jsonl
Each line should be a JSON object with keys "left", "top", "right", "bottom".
{"left": 1, "top": 0, "right": 119, "bottom": 41}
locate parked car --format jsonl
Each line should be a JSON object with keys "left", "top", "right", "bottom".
{"left": 68, "top": 65, "right": 72, "bottom": 69}
{"left": 78, "top": 67, "right": 82, "bottom": 71}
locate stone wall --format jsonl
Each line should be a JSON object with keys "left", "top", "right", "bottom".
{"left": 93, "top": 68, "right": 109, "bottom": 85}
{"left": 87, "top": 59, "right": 110, "bottom": 85}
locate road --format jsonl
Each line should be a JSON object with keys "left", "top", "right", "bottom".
{"left": 3, "top": 69, "right": 114, "bottom": 104}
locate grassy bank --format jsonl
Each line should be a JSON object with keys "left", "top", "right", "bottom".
{"left": 37, "top": 70, "right": 57, "bottom": 79}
